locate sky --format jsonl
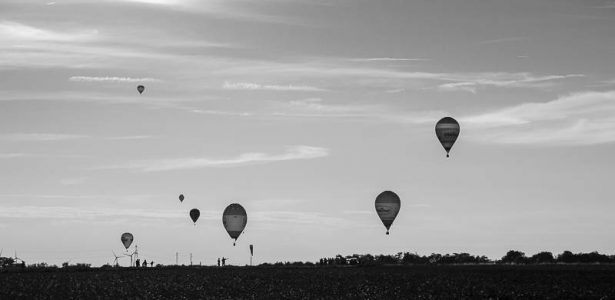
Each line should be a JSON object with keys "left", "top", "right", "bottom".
{"left": 1, "top": 0, "right": 614, "bottom": 267}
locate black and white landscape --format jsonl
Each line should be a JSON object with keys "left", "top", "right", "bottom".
{"left": 1, "top": 0, "right": 614, "bottom": 298}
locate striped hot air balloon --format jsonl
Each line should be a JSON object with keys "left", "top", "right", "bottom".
{"left": 435, "top": 117, "right": 460, "bottom": 158}
{"left": 223, "top": 204, "right": 247, "bottom": 246}
{"left": 375, "top": 191, "right": 401, "bottom": 235}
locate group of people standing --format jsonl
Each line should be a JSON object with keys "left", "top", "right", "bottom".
{"left": 135, "top": 259, "right": 153, "bottom": 268}
{"left": 217, "top": 257, "right": 227, "bottom": 266}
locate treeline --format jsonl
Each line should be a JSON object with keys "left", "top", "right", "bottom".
{"left": 297, "top": 250, "right": 615, "bottom": 266}
{"left": 4, "top": 250, "right": 615, "bottom": 269}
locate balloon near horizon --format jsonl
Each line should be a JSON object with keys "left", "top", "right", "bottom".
{"left": 375, "top": 191, "right": 401, "bottom": 235}
{"left": 223, "top": 204, "right": 248, "bottom": 246}
{"left": 120, "top": 233, "right": 133, "bottom": 251}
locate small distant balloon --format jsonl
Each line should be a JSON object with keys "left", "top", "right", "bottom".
{"left": 121, "top": 232, "right": 134, "bottom": 250}
{"left": 190, "top": 209, "right": 200, "bottom": 225}
{"left": 179, "top": 194, "right": 184, "bottom": 203}
{"left": 137, "top": 85, "right": 145, "bottom": 94}
{"left": 435, "top": 117, "right": 460, "bottom": 158}
{"left": 223, "top": 203, "right": 247, "bottom": 246}
{"left": 375, "top": 191, "right": 401, "bottom": 235}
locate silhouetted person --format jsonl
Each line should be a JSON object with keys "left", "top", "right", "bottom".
{"left": 150, "top": 261, "right": 154, "bottom": 267}
{"left": 143, "top": 260, "right": 147, "bottom": 267}
{"left": 217, "top": 258, "right": 220, "bottom": 267}
{"left": 135, "top": 259, "right": 140, "bottom": 267}
{"left": 222, "top": 257, "right": 226, "bottom": 266}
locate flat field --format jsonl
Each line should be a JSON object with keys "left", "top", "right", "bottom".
{"left": 2, "top": 265, "right": 615, "bottom": 299}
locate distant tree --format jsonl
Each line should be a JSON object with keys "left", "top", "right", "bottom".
{"left": 557, "top": 251, "right": 575, "bottom": 263}
{"left": 28, "top": 262, "right": 49, "bottom": 268}
{"left": 530, "top": 252, "right": 555, "bottom": 264}
{"left": 335, "top": 255, "right": 347, "bottom": 265}
{"left": 358, "top": 254, "right": 375, "bottom": 265}
{"left": 428, "top": 253, "right": 442, "bottom": 264}
{"left": 402, "top": 252, "right": 427, "bottom": 265}
{"left": 0, "top": 257, "right": 15, "bottom": 268}
{"left": 500, "top": 250, "right": 527, "bottom": 264}
{"left": 477, "top": 256, "right": 491, "bottom": 264}
{"left": 375, "top": 254, "right": 398, "bottom": 265}
{"left": 579, "top": 252, "right": 610, "bottom": 263}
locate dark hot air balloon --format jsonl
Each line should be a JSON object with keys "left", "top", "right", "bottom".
{"left": 137, "top": 85, "right": 145, "bottom": 94}
{"left": 223, "top": 203, "right": 247, "bottom": 246}
{"left": 190, "top": 209, "right": 200, "bottom": 225}
{"left": 435, "top": 117, "right": 460, "bottom": 158}
{"left": 179, "top": 194, "right": 184, "bottom": 202}
{"left": 121, "top": 232, "right": 134, "bottom": 250}
{"left": 375, "top": 191, "right": 401, "bottom": 235}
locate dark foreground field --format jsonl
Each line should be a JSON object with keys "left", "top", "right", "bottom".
{"left": 2, "top": 265, "right": 615, "bottom": 299}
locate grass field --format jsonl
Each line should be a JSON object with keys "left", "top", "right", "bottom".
{"left": 2, "top": 265, "right": 615, "bottom": 299}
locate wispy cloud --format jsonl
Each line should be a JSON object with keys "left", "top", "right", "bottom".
{"left": 478, "top": 37, "right": 529, "bottom": 45}
{"left": 103, "top": 135, "right": 155, "bottom": 140}
{"left": 223, "top": 81, "right": 326, "bottom": 92}
{"left": 117, "top": 0, "right": 185, "bottom": 6}
{"left": 97, "top": 145, "right": 329, "bottom": 172}
{"left": 0, "top": 205, "right": 185, "bottom": 220}
{"left": 69, "top": 76, "right": 161, "bottom": 83}
{"left": 0, "top": 133, "right": 90, "bottom": 142}
{"left": 0, "top": 134, "right": 154, "bottom": 142}
{"left": 461, "top": 90, "right": 615, "bottom": 145}
{"left": 0, "top": 21, "right": 98, "bottom": 42}
{"left": 436, "top": 74, "right": 584, "bottom": 93}
{"left": 0, "top": 153, "right": 31, "bottom": 159}
{"left": 437, "top": 82, "right": 479, "bottom": 94}
{"left": 348, "top": 57, "right": 430, "bottom": 62}
{"left": 217, "top": 61, "right": 584, "bottom": 93}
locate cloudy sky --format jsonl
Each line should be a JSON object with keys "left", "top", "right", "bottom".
{"left": 1, "top": 0, "right": 614, "bottom": 266}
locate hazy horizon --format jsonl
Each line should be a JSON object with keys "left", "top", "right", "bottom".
{"left": 1, "top": 0, "right": 614, "bottom": 267}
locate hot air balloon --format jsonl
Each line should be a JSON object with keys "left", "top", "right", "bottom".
{"left": 435, "top": 117, "right": 460, "bottom": 158}
{"left": 137, "top": 85, "right": 145, "bottom": 94}
{"left": 179, "top": 194, "right": 184, "bottom": 203}
{"left": 375, "top": 191, "right": 400, "bottom": 235}
{"left": 222, "top": 203, "right": 247, "bottom": 246}
{"left": 190, "top": 209, "right": 200, "bottom": 225}
{"left": 121, "top": 232, "right": 134, "bottom": 250}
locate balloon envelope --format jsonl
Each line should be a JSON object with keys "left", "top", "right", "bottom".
{"left": 121, "top": 232, "right": 133, "bottom": 249}
{"left": 375, "top": 191, "right": 401, "bottom": 235}
{"left": 435, "top": 117, "right": 460, "bottom": 158}
{"left": 137, "top": 85, "right": 145, "bottom": 94}
{"left": 190, "top": 209, "right": 200, "bottom": 224}
{"left": 179, "top": 194, "right": 184, "bottom": 202}
{"left": 223, "top": 203, "right": 247, "bottom": 245}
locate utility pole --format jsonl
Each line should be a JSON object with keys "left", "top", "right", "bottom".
{"left": 134, "top": 245, "right": 139, "bottom": 264}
